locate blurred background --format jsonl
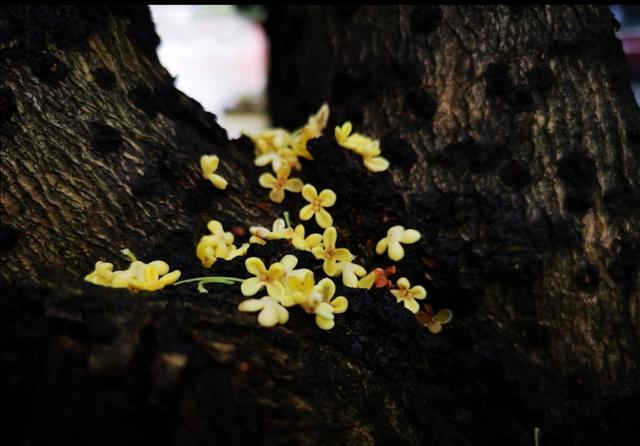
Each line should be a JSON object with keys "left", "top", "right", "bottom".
{"left": 149, "top": 5, "right": 640, "bottom": 139}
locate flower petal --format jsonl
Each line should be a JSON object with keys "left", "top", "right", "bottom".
{"left": 403, "top": 298, "right": 420, "bottom": 314}
{"left": 364, "top": 156, "right": 389, "bottom": 172}
{"left": 258, "top": 305, "right": 279, "bottom": 327}
{"left": 266, "top": 281, "right": 285, "bottom": 299}
{"left": 323, "top": 259, "right": 340, "bottom": 277}
{"left": 400, "top": 229, "right": 421, "bottom": 244}
{"left": 388, "top": 240, "right": 405, "bottom": 261}
{"left": 316, "top": 208, "right": 333, "bottom": 228}
{"left": 246, "top": 257, "right": 267, "bottom": 276}
{"left": 259, "top": 173, "right": 276, "bottom": 188}
{"left": 210, "top": 174, "right": 228, "bottom": 189}
{"left": 302, "top": 183, "right": 318, "bottom": 202}
{"left": 318, "top": 189, "right": 336, "bottom": 207}
{"left": 316, "top": 314, "right": 335, "bottom": 330}
{"left": 238, "top": 298, "right": 264, "bottom": 312}
{"left": 276, "top": 304, "right": 289, "bottom": 324}
{"left": 396, "top": 277, "right": 410, "bottom": 290}
{"left": 435, "top": 309, "right": 453, "bottom": 324}
{"left": 269, "top": 187, "right": 285, "bottom": 203}
{"left": 284, "top": 178, "right": 303, "bottom": 192}
{"left": 299, "top": 204, "right": 314, "bottom": 221}
{"left": 411, "top": 285, "right": 427, "bottom": 299}
{"left": 241, "top": 277, "right": 264, "bottom": 296}
{"left": 315, "top": 302, "right": 335, "bottom": 320}
{"left": 333, "top": 248, "right": 353, "bottom": 262}
{"left": 331, "top": 296, "right": 348, "bottom": 314}
{"left": 280, "top": 254, "right": 298, "bottom": 270}
{"left": 375, "top": 238, "right": 388, "bottom": 255}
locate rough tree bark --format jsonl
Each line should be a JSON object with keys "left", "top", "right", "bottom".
{"left": 1, "top": 5, "right": 639, "bottom": 446}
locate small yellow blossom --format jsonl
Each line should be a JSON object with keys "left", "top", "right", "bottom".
{"left": 311, "top": 226, "right": 353, "bottom": 276}
{"left": 287, "top": 273, "right": 348, "bottom": 330}
{"left": 334, "top": 122, "right": 389, "bottom": 172}
{"left": 200, "top": 155, "right": 228, "bottom": 189}
{"left": 375, "top": 225, "right": 421, "bottom": 261}
{"left": 290, "top": 103, "right": 329, "bottom": 160}
{"left": 238, "top": 296, "right": 289, "bottom": 327}
{"left": 255, "top": 147, "right": 300, "bottom": 172}
{"left": 336, "top": 260, "right": 367, "bottom": 288}
{"left": 299, "top": 184, "right": 336, "bottom": 228}
{"left": 259, "top": 166, "right": 304, "bottom": 203}
{"left": 390, "top": 277, "right": 427, "bottom": 314}
{"left": 251, "top": 128, "right": 290, "bottom": 156}
{"left": 85, "top": 261, "right": 116, "bottom": 286}
{"left": 85, "top": 257, "right": 181, "bottom": 292}
{"left": 241, "top": 257, "right": 286, "bottom": 299}
{"left": 196, "top": 220, "right": 248, "bottom": 268}
{"left": 291, "top": 224, "right": 323, "bottom": 251}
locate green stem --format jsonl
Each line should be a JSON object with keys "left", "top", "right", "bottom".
{"left": 173, "top": 276, "right": 244, "bottom": 293}
{"left": 283, "top": 211, "right": 291, "bottom": 228}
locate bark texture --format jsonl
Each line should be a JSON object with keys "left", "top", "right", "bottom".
{"left": 268, "top": 4, "right": 640, "bottom": 387}
{"left": 1, "top": 5, "right": 639, "bottom": 446}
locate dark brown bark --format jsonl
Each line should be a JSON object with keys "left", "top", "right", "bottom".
{"left": 268, "top": 5, "right": 640, "bottom": 385}
{"left": 1, "top": 5, "right": 639, "bottom": 446}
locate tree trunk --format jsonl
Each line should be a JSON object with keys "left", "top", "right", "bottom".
{"left": 1, "top": 5, "right": 639, "bottom": 446}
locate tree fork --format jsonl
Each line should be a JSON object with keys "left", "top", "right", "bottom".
{"left": 0, "top": 5, "right": 639, "bottom": 446}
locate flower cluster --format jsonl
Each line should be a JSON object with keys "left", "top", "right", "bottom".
{"left": 196, "top": 220, "right": 249, "bottom": 268}
{"left": 238, "top": 256, "right": 348, "bottom": 330}
{"left": 85, "top": 252, "right": 181, "bottom": 292}
{"left": 335, "top": 122, "right": 389, "bottom": 172}
{"left": 253, "top": 104, "right": 329, "bottom": 202}
{"left": 85, "top": 101, "right": 453, "bottom": 334}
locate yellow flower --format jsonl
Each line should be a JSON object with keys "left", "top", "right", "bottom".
{"left": 241, "top": 257, "right": 286, "bottom": 299}
{"left": 390, "top": 277, "right": 427, "bottom": 314}
{"left": 334, "top": 122, "right": 389, "bottom": 172}
{"left": 85, "top": 261, "right": 115, "bottom": 286}
{"left": 255, "top": 147, "right": 300, "bottom": 172}
{"left": 258, "top": 165, "right": 304, "bottom": 203}
{"left": 290, "top": 103, "right": 329, "bottom": 160}
{"left": 291, "top": 224, "right": 323, "bottom": 251}
{"left": 336, "top": 260, "right": 367, "bottom": 288}
{"left": 86, "top": 258, "right": 180, "bottom": 292}
{"left": 250, "top": 128, "right": 290, "bottom": 156}
{"left": 311, "top": 226, "right": 353, "bottom": 276}
{"left": 299, "top": 184, "right": 336, "bottom": 229}
{"left": 238, "top": 296, "right": 289, "bottom": 327}
{"left": 375, "top": 225, "right": 421, "bottom": 261}
{"left": 308, "top": 278, "right": 348, "bottom": 330}
{"left": 200, "top": 155, "right": 228, "bottom": 189}
{"left": 196, "top": 220, "right": 246, "bottom": 268}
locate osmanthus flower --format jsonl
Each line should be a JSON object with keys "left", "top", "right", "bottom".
{"left": 299, "top": 184, "right": 336, "bottom": 229}
{"left": 290, "top": 103, "right": 329, "bottom": 160}
{"left": 241, "top": 257, "right": 286, "bottom": 299}
{"left": 390, "top": 277, "right": 427, "bottom": 314}
{"left": 334, "top": 122, "right": 389, "bottom": 172}
{"left": 85, "top": 255, "right": 181, "bottom": 292}
{"left": 251, "top": 128, "right": 290, "bottom": 157}
{"left": 85, "top": 261, "right": 115, "bottom": 286}
{"left": 255, "top": 147, "right": 300, "bottom": 173}
{"left": 357, "top": 266, "right": 397, "bottom": 289}
{"left": 311, "top": 226, "right": 353, "bottom": 276}
{"left": 238, "top": 295, "right": 289, "bottom": 327}
{"left": 200, "top": 155, "right": 228, "bottom": 189}
{"left": 416, "top": 304, "right": 453, "bottom": 334}
{"left": 259, "top": 165, "right": 304, "bottom": 203}
{"left": 196, "top": 220, "right": 248, "bottom": 268}
{"left": 375, "top": 225, "right": 421, "bottom": 261}
{"left": 291, "top": 224, "right": 323, "bottom": 251}
{"left": 288, "top": 273, "right": 348, "bottom": 330}
{"left": 248, "top": 218, "right": 294, "bottom": 245}
{"left": 336, "top": 259, "right": 367, "bottom": 288}
{"left": 279, "top": 254, "right": 310, "bottom": 282}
